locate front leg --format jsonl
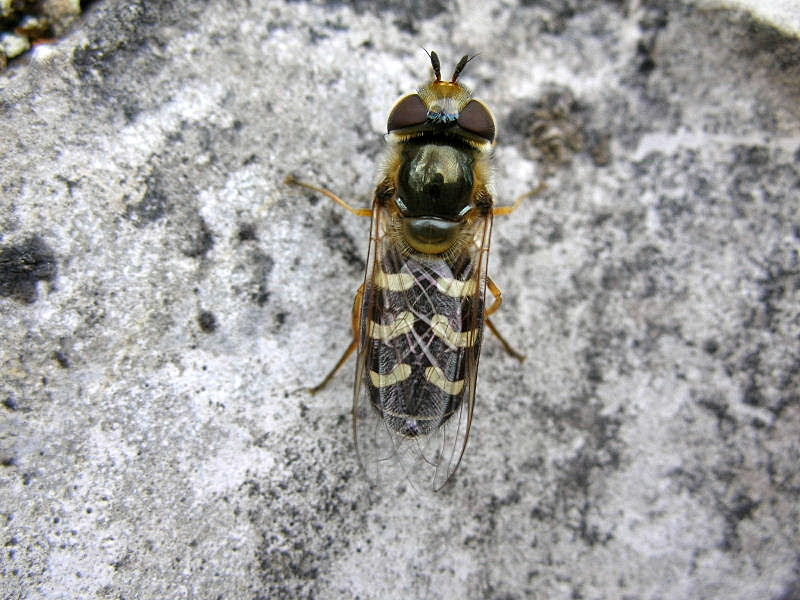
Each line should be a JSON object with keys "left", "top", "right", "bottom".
{"left": 285, "top": 175, "right": 373, "bottom": 217}
{"left": 492, "top": 180, "right": 548, "bottom": 216}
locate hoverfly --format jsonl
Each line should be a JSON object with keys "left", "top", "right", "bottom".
{"left": 287, "top": 51, "right": 543, "bottom": 490}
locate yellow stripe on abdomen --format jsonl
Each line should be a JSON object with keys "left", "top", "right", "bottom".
{"left": 375, "top": 270, "right": 415, "bottom": 291}
{"left": 424, "top": 366, "right": 465, "bottom": 395}
{"left": 368, "top": 311, "right": 415, "bottom": 341}
{"left": 430, "top": 314, "right": 479, "bottom": 348}
{"left": 369, "top": 363, "right": 412, "bottom": 388}
{"left": 436, "top": 276, "right": 477, "bottom": 297}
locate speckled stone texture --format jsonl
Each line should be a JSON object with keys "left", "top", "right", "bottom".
{"left": 1, "top": 1, "right": 798, "bottom": 599}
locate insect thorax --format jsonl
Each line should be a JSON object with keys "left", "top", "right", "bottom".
{"left": 386, "top": 137, "right": 485, "bottom": 255}
{"left": 397, "top": 142, "right": 475, "bottom": 220}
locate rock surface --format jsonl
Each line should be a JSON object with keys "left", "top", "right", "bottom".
{"left": 1, "top": 1, "right": 798, "bottom": 599}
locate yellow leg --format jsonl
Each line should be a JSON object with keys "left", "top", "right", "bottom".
{"left": 309, "top": 338, "right": 358, "bottom": 394}
{"left": 485, "top": 277, "right": 525, "bottom": 361}
{"left": 309, "top": 284, "right": 365, "bottom": 394}
{"left": 285, "top": 175, "right": 372, "bottom": 217}
{"left": 493, "top": 180, "right": 548, "bottom": 216}
{"left": 486, "top": 318, "right": 526, "bottom": 362}
{"left": 486, "top": 276, "right": 503, "bottom": 317}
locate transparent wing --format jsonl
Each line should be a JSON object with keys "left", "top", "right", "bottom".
{"left": 353, "top": 202, "right": 493, "bottom": 491}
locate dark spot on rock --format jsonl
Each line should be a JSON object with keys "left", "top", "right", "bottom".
{"left": 237, "top": 223, "right": 257, "bottom": 242}
{"left": 547, "top": 223, "right": 564, "bottom": 243}
{"left": 71, "top": 1, "right": 208, "bottom": 120}
{"left": 22, "top": 472, "right": 33, "bottom": 485}
{"left": 629, "top": 4, "right": 669, "bottom": 84}
{"left": 126, "top": 174, "right": 170, "bottom": 226}
{"left": 52, "top": 351, "right": 70, "bottom": 369}
{"left": 1, "top": 456, "right": 15, "bottom": 467}
{"left": 392, "top": 14, "right": 418, "bottom": 34}
{"left": 584, "top": 349, "right": 603, "bottom": 383}
{"left": 733, "top": 144, "right": 770, "bottom": 166}
{"left": 111, "top": 552, "right": 131, "bottom": 571}
{"left": 0, "top": 236, "right": 57, "bottom": 304}
{"left": 719, "top": 491, "right": 762, "bottom": 552}
{"left": 638, "top": 4, "right": 669, "bottom": 31}
{"left": 599, "top": 265, "right": 620, "bottom": 291}
{"left": 519, "top": 0, "right": 607, "bottom": 33}
{"left": 323, "top": 211, "right": 365, "bottom": 272}
{"left": 283, "top": 0, "right": 445, "bottom": 35}
{"left": 308, "top": 27, "right": 328, "bottom": 44}
{"left": 198, "top": 310, "right": 217, "bottom": 333}
{"left": 300, "top": 189, "right": 320, "bottom": 207}
{"left": 743, "top": 16, "right": 800, "bottom": 71}
{"left": 772, "top": 579, "right": 800, "bottom": 600}
{"left": 754, "top": 260, "right": 797, "bottom": 334}
{"left": 250, "top": 250, "right": 274, "bottom": 306}
{"left": 742, "top": 380, "right": 763, "bottom": 407}
{"left": 504, "top": 87, "right": 587, "bottom": 165}
{"left": 586, "top": 130, "right": 612, "bottom": 166}
{"left": 560, "top": 452, "right": 615, "bottom": 546}
{"left": 667, "top": 467, "right": 704, "bottom": 495}
{"left": 253, "top": 433, "right": 271, "bottom": 449}
{"left": 696, "top": 396, "right": 737, "bottom": 437}
{"left": 181, "top": 217, "right": 214, "bottom": 258}
{"left": 703, "top": 339, "right": 719, "bottom": 355}
{"left": 3, "top": 397, "right": 17, "bottom": 411}
{"left": 729, "top": 492, "right": 759, "bottom": 522}
{"left": 592, "top": 212, "right": 612, "bottom": 227}
{"left": 656, "top": 194, "right": 694, "bottom": 222}
{"left": 636, "top": 40, "right": 656, "bottom": 74}
{"left": 311, "top": 0, "right": 447, "bottom": 19}
{"left": 122, "top": 100, "right": 140, "bottom": 123}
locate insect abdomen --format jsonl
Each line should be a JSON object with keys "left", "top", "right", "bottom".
{"left": 364, "top": 253, "right": 482, "bottom": 437}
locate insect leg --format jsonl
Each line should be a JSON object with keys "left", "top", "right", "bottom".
{"left": 309, "top": 284, "right": 365, "bottom": 394}
{"left": 486, "top": 318, "right": 526, "bottom": 362}
{"left": 486, "top": 276, "right": 503, "bottom": 317}
{"left": 492, "top": 180, "right": 548, "bottom": 216}
{"left": 309, "top": 339, "right": 358, "bottom": 394}
{"left": 285, "top": 175, "right": 372, "bottom": 217}
{"left": 486, "top": 277, "right": 525, "bottom": 361}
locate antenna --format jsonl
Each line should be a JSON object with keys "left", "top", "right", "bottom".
{"left": 451, "top": 54, "right": 476, "bottom": 82}
{"left": 424, "top": 48, "right": 442, "bottom": 82}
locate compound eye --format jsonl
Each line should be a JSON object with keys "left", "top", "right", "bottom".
{"left": 387, "top": 94, "right": 428, "bottom": 133}
{"left": 457, "top": 99, "right": 496, "bottom": 142}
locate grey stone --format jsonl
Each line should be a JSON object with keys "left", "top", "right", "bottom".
{"left": 1, "top": 1, "right": 798, "bottom": 599}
